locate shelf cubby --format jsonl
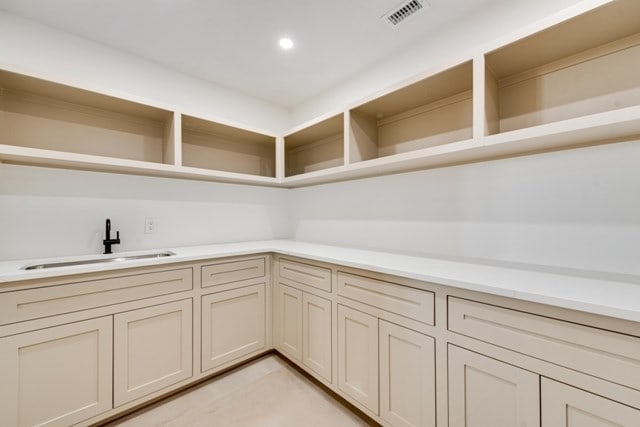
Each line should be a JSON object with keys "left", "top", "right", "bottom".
{"left": 0, "top": 70, "right": 176, "bottom": 165}
{"left": 484, "top": 0, "right": 640, "bottom": 136}
{"left": 181, "top": 115, "right": 276, "bottom": 178}
{"left": 348, "top": 61, "right": 473, "bottom": 164}
{"left": 284, "top": 114, "right": 344, "bottom": 177}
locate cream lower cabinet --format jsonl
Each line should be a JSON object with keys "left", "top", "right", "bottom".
{"left": 337, "top": 304, "right": 379, "bottom": 414}
{"left": 276, "top": 284, "right": 332, "bottom": 381}
{"left": 302, "top": 292, "right": 332, "bottom": 382}
{"left": 113, "top": 299, "right": 193, "bottom": 407}
{"left": 379, "top": 320, "right": 435, "bottom": 427}
{"left": 276, "top": 284, "right": 303, "bottom": 361}
{"left": 448, "top": 345, "right": 540, "bottom": 427}
{"left": 201, "top": 284, "right": 266, "bottom": 371}
{"left": 0, "top": 317, "right": 113, "bottom": 427}
{"left": 337, "top": 304, "right": 437, "bottom": 425}
{"left": 542, "top": 378, "right": 640, "bottom": 426}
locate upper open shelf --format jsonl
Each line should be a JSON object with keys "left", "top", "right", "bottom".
{"left": 0, "top": 70, "right": 175, "bottom": 165}
{"left": 2, "top": 0, "right": 639, "bottom": 188}
{"left": 0, "top": 69, "right": 278, "bottom": 185}
{"left": 348, "top": 61, "right": 473, "bottom": 164}
{"left": 484, "top": 0, "right": 640, "bottom": 135}
{"left": 284, "top": 114, "right": 344, "bottom": 177}
{"left": 181, "top": 115, "right": 276, "bottom": 178}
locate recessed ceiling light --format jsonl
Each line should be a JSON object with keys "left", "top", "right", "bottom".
{"left": 279, "top": 38, "right": 294, "bottom": 50}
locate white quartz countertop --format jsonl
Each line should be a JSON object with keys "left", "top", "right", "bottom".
{"left": 1, "top": 240, "right": 639, "bottom": 323}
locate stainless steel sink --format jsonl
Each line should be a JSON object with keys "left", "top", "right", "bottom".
{"left": 23, "top": 251, "right": 176, "bottom": 270}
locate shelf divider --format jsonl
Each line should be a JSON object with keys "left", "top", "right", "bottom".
{"left": 164, "top": 112, "right": 182, "bottom": 166}
{"left": 276, "top": 136, "right": 285, "bottom": 181}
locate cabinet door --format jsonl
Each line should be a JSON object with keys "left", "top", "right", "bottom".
{"left": 302, "top": 292, "right": 332, "bottom": 382}
{"left": 448, "top": 345, "right": 540, "bottom": 427}
{"left": 542, "top": 378, "right": 640, "bottom": 426}
{"left": 202, "top": 284, "right": 266, "bottom": 371}
{"left": 114, "top": 299, "right": 193, "bottom": 407}
{"left": 379, "top": 320, "right": 435, "bottom": 427}
{"left": 0, "top": 317, "right": 112, "bottom": 427}
{"left": 338, "top": 304, "right": 379, "bottom": 414}
{"left": 277, "top": 284, "right": 303, "bottom": 361}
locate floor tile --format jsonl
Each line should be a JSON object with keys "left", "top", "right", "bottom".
{"left": 105, "top": 355, "right": 374, "bottom": 427}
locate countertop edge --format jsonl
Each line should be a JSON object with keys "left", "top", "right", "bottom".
{"left": 1, "top": 240, "right": 639, "bottom": 323}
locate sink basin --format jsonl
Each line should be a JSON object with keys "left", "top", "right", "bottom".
{"left": 23, "top": 251, "right": 176, "bottom": 270}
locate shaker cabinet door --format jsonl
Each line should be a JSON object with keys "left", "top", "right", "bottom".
{"left": 114, "top": 299, "right": 193, "bottom": 406}
{"left": 542, "top": 378, "right": 640, "bottom": 427}
{"left": 202, "top": 284, "right": 266, "bottom": 371}
{"left": 337, "top": 304, "right": 379, "bottom": 414}
{"left": 276, "top": 284, "right": 303, "bottom": 361}
{"left": 379, "top": 320, "right": 435, "bottom": 427}
{"left": 448, "top": 345, "right": 540, "bottom": 427}
{"left": 0, "top": 317, "right": 113, "bottom": 427}
{"left": 302, "top": 292, "right": 332, "bottom": 382}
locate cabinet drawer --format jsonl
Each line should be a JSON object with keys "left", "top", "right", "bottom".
{"left": 0, "top": 268, "right": 193, "bottom": 325}
{"left": 337, "top": 272, "right": 434, "bottom": 325}
{"left": 448, "top": 297, "right": 640, "bottom": 391}
{"left": 201, "top": 257, "right": 265, "bottom": 288}
{"left": 279, "top": 258, "right": 331, "bottom": 293}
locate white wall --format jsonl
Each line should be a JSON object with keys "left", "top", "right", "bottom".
{"left": 0, "top": 164, "right": 291, "bottom": 260}
{"left": 289, "top": 141, "right": 640, "bottom": 276}
{"left": 0, "top": 11, "right": 289, "bottom": 134}
{"left": 3, "top": 141, "right": 637, "bottom": 274}
{"left": 2, "top": 1, "right": 637, "bottom": 278}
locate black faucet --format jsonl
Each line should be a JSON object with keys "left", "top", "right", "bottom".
{"left": 103, "top": 218, "right": 121, "bottom": 254}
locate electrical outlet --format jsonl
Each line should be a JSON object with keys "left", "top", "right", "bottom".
{"left": 144, "top": 217, "right": 157, "bottom": 234}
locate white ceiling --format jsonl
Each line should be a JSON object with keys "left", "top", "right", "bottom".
{"left": 0, "top": 0, "right": 506, "bottom": 108}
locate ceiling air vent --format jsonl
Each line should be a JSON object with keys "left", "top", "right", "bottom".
{"left": 383, "top": 0, "right": 426, "bottom": 26}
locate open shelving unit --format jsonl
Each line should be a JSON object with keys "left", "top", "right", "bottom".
{"left": 0, "top": 70, "right": 176, "bottom": 167}
{"left": 284, "top": 0, "right": 640, "bottom": 186}
{"left": 475, "top": 0, "right": 640, "bottom": 161}
{"left": 181, "top": 115, "right": 276, "bottom": 178}
{"left": 348, "top": 61, "right": 473, "bottom": 163}
{"left": 284, "top": 114, "right": 344, "bottom": 177}
{"left": 484, "top": 0, "right": 640, "bottom": 136}
{"left": 1, "top": 0, "right": 639, "bottom": 188}
{"left": 0, "top": 69, "right": 278, "bottom": 185}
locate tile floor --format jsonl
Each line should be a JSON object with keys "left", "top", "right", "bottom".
{"left": 105, "top": 354, "right": 375, "bottom": 427}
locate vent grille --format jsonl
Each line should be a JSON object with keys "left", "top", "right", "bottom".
{"left": 384, "top": 0, "right": 425, "bottom": 26}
